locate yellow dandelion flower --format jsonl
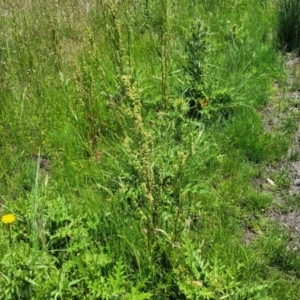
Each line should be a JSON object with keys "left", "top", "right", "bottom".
{"left": 1, "top": 214, "right": 16, "bottom": 224}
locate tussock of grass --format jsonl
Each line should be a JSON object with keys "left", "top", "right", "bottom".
{"left": 276, "top": 0, "right": 300, "bottom": 53}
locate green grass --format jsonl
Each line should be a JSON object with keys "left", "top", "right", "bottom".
{"left": 276, "top": 0, "right": 300, "bottom": 53}
{"left": 0, "top": 0, "right": 299, "bottom": 299}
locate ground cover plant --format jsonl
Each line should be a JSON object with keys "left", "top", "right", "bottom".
{"left": 1, "top": 0, "right": 300, "bottom": 299}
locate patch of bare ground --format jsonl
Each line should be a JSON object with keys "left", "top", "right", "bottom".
{"left": 245, "top": 54, "right": 300, "bottom": 247}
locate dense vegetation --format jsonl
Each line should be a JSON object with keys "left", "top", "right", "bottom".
{"left": 1, "top": 0, "right": 300, "bottom": 298}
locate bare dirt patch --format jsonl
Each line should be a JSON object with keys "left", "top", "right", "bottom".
{"left": 246, "top": 54, "right": 300, "bottom": 246}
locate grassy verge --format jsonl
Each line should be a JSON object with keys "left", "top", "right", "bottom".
{"left": 0, "top": 0, "right": 299, "bottom": 299}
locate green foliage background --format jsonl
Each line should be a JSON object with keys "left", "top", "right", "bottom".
{"left": 0, "top": 0, "right": 299, "bottom": 299}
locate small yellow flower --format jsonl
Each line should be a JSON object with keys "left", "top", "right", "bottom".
{"left": 1, "top": 214, "right": 16, "bottom": 224}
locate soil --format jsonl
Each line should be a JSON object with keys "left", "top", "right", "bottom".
{"left": 246, "top": 54, "right": 300, "bottom": 247}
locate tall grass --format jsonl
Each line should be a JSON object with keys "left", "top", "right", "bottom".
{"left": 276, "top": 0, "right": 300, "bottom": 53}
{"left": 0, "top": 0, "right": 299, "bottom": 298}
